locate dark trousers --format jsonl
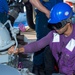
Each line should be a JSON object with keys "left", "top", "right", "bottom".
{"left": 32, "top": 46, "right": 58, "bottom": 75}
{"left": 32, "top": 10, "right": 55, "bottom": 75}
{"left": 33, "top": 10, "right": 50, "bottom": 65}
{"left": 44, "top": 46, "right": 59, "bottom": 75}
{"left": 0, "top": 13, "right": 10, "bottom": 31}
{"left": 0, "top": 13, "right": 8, "bottom": 24}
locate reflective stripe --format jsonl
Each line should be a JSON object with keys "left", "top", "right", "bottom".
{"left": 53, "top": 33, "right": 60, "bottom": 42}
{"left": 66, "top": 38, "right": 75, "bottom": 52}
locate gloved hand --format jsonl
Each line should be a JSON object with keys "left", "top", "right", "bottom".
{"left": 8, "top": 46, "right": 24, "bottom": 54}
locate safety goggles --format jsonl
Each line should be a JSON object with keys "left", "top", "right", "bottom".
{"left": 48, "top": 20, "right": 67, "bottom": 30}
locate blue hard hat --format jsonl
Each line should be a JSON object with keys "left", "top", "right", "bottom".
{"left": 48, "top": 2, "right": 73, "bottom": 24}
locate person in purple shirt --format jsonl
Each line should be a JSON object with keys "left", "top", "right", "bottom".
{"left": 8, "top": 2, "right": 75, "bottom": 75}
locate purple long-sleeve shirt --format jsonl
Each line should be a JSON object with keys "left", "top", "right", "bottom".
{"left": 24, "top": 24, "right": 75, "bottom": 75}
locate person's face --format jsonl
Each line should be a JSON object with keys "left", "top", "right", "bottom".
{"left": 54, "top": 24, "right": 69, "bottom": 34}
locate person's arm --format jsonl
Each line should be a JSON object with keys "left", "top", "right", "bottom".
{"left": 8, "top": 32, "right": 52, "bottom": 54}
{"left": 29, "top": 0, "right": 50, "bottom": 18}
{"left": 24, "top": 32, "right": 51, "bottom": 53}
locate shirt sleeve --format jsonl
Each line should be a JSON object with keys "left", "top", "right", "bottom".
{"left": 23, "top": 32, "right": 51, "bottom": 54}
